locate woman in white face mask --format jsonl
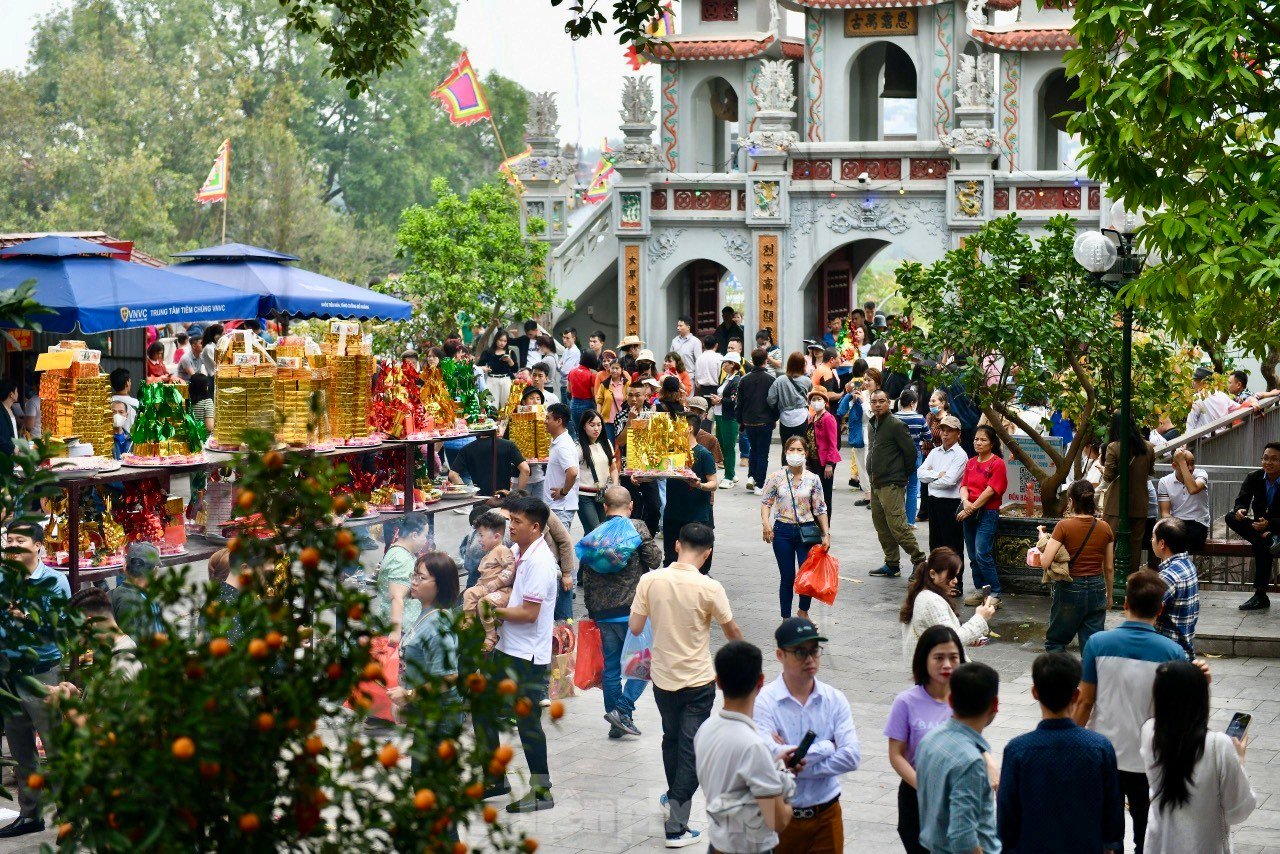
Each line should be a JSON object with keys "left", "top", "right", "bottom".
{"left": 760, "top": 435, "right": 831, "bottom": 620}
{"left": 804, "top": 389, "right": 841, "bottom": 514}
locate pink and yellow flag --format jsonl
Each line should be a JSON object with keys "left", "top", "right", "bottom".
{"left": 499, "top": 146, "right": 532, "bottom": 193}
{"left": 582, "top": 148, "right": 616, "bottom": 204}
{"left": 195, "top": 139, "right": 230, "bottom": 204}
{"left": 431, "top": 52, "right": 492, "bottom": 126}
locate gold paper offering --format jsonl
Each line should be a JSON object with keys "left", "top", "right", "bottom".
{"left": 508, "top": 405, "right": 549, "bottom": 460}
{"left": 624, "top": 412, "right": 692, "bottom": 473}
{"left": 37, "top": 341, "right": 112, "bottom": 455}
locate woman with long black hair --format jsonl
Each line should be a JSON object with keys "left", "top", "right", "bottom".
{"left": 477, "top": 330, "right": 518, "bottom": 411}
{"left": 1141, "top": 659, "right": 1255, "bottom": 853}
{"left": 575, "top": 409, "right": 619, "bottom": 534}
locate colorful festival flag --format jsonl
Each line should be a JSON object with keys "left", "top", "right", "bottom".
{"left": 582, "top": 147, "right": 617, "bottom": 204}
{"left": 499, "top": 146, "right": 533, "bottom": 193}
{"left": 195, "top": 139, "right": 230, "bottom": 205}
{"left": 625, "top": 4, "right": 676, "bottom": 70}
{"left": 430, "top": 52, "right": 492, "bottom": 126}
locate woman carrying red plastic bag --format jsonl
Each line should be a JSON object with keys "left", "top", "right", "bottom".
{"left": 760, "top": 435, "right": 832, "bottom": 619}
{"left": 795, "top": 544, "right": 840, "bottom": 606}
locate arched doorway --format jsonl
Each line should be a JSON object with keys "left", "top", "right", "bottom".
{"left": 1037, "top": 68, "right": 1083, "bottom": 170}
{"left": 802, "top": 238, "right": 892, "bottom": 339}
{"left": 691, "top": 76, "right": 740, "bottom": 173}
{"left": 666, "top": 259, "right": 731, "bottom": 340}
{"left": 850, "top": 43, "right": 918, "bottom": 141}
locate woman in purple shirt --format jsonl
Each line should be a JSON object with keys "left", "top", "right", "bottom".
{"left": 885, "top": 625, "right": 965, "bottom": 854}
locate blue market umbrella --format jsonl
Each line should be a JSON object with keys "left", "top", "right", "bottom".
{"left": 0, "top": 235, "right": 262, "bottom": 334}
{"left": 167, "top": 243, "right": 411, "bottom": 321}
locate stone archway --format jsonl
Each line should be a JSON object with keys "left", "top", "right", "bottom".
{"left": 848, "top": 41, "right": 918, "bottom": 142}
{"left": 690, "top": 76, "right": 741, "bottom": 173}
{"left": 801, "top": 238, "right": 892, "bottom": 340}
{"left": 664, "top": 258, "right": 731, "bottom": 342}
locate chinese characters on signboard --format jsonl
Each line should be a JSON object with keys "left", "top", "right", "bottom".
{"left": 624, "top": 244, "right": 641, "bottom": 337}
{"left": 844, "top": 8, "right": 916, "bottom": 36}
{"left": 757, "top": 235, "right": 778, "bottom": 340}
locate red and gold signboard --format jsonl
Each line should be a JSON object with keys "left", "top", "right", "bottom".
{"left": 757, "top": 236, "right": 778, "bottom": 340}
{"left": 624, "top": 244, "right": 641, "bottom": 337}
{"left": 845, "top": 8, "right": 916, "bottom": 36}
{"left": 4, "top": 329, "right": 34, "bottom": 352}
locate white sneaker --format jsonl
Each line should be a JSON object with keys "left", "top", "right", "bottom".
{"left": 745, "top": 478, "right": 756, "bottom": 490}
{"left": 665, "top": 829, "right": 702, "bottom": 849}
{"left": 753, "top": 487, "right": 764, "bottom": 497}
{"left": 718, "top": 478, "right": 733, "bottom": 489}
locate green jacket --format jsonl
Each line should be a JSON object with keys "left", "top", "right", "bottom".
{"left": 110, "top": 581, "right": 161, "bottom": 642}
{"left": 869, "top": 412, "right": 917, "bottom": 488}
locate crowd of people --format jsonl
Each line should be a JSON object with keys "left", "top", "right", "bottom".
{"left": 4, "top": 303, "right": 1278, "bottom": 851}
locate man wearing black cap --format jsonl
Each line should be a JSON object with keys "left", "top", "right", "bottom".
{"left": 753, "top": 618, "right": 860, "bottom": 854}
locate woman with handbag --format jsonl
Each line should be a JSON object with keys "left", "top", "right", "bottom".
{"left": 760, "top": 435, "right": 831, "bottom": 620}
{"left": 594, "top": 360, "right": 630, "bottom": 445}
{"left": 803, "top": 388, "right": 841, "bottom": 515}
{"left": 576, "top": 409, "right": 619, "bottom": 535}
{"left": 1040, "top": 479, "right": 1115, "bottom": 652}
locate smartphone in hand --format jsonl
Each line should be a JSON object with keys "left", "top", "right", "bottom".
{"left": 789, "top": 730, "right": 817, "bottom": 769}
{"left": 1226, "top": 712, "right": 1252, "bottom": 741}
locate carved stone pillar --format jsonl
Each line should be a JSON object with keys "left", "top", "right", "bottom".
{"left": 745, "top": 60, "right": 798, "bottom": 227}
{"left": 942, "top": 52, "right": 997, "bottom": 229}
{"left": 516, "top": 92, "right": 576, "bottom": 245}
{"left": 613, "top": 76, "right": 660, "bottom": 238}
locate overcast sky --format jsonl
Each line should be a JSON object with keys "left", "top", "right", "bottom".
{"left": 1, "top": 0, "right": 666, "bottom": 147}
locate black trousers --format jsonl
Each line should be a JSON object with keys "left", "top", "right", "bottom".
{"left": 929, "top": 496, "right": 965, "bottom": 592}
{"left": 653, "top": 681, "right": 716, "bottom": 836}
{"left": 662, "top": 515, "right": 713, "bottom": 574}
{"left": 476, "top": 650, "right": 551, "bottom": 791}
{"left": 896, "top": 779, "right": 928, "bottom": 854}
{"left": 1118, "top": 770, "right": 1149, "bottom": 854}
{"left": 1225, "top": 511, "right": 1274, "bottom": 592}
{"left": 623, "top": 475, "right": 661, "bottom": 537}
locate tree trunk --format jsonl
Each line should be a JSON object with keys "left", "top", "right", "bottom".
{"left": 1263, "top": 344, "right": 1280, "bottom": 391}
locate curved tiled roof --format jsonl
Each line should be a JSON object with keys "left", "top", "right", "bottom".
{"left": 644, "top": 34, "right": 806, "bottom": 61}
{"left": 781, "top": 40, "right": 805, "bottom": 60}
{"left": 788, "top": 0, "right": 943, "bottom": 6}
{"left": 983, "top": 0, "right": 1021, "bottom": 10}
{"left": 972, "top": 27, "right": 1076, "bottom": 51}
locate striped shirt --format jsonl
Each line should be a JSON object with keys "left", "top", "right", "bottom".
{"left": 1156, "top": 552, "right": 1200, "bottom": 655}
{"left": 896, "top": 410, "right": 928, "bottom": 453}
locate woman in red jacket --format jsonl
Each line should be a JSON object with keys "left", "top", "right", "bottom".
{"left": 804, "top": 389, "right": 842, "bottom": 514}
{"left": 567, "top": 350, "right": 600, "bottom": 441}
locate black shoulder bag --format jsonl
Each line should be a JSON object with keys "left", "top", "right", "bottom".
{"left": 786, "top": 473, "right": 824, "bottom": 544}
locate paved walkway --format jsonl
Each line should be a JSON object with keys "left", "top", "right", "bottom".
{"left": 6, "top": 459, "right": 1280, "bottom": 853}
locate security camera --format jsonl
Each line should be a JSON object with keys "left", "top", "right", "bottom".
{"left": 857, "top": 171, "right": 870, "bottom": 185}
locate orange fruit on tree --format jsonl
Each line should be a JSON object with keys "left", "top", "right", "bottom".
{"left": 151, "top": 632, "right": 169, "bottom": 646}
{"left": 436, "top": 739, "right": 458, "bottom": 763}
{"left": 431, "top": 817, "right": 451, "bottom": 835}
{"left": 304, "top": 735, "right": 325, "bottom": 756}
{"left": 493, "top": 744, "right": 514, "bottom": 765}
{"left": 299, "top": 546, "right": 321, "bottom": 571}
{"left": 239, "top": 813, "right": 261, "bottom": 833}
{"left": 265, "top": 630, "right": 284, "bottom": 650}
{"left": 228, "top": 535, "right": 243, "bottom": 554}
{"left": 57, "top": 823, "right": 73, "bottom": 842}
{"left": 488, "top": 759, "right": 505, "bottom": 777}
{"left": 548, "top": 700, "right": 565, "bottom": 720}
{"left": 248, "top": 638, "right": 269, "bottom": 659}
{"left": 464, "top": 781, "right": 484, "bottom": 800}
{"left": 452, "top": 842, "right": 468, "bottom": 854}
{"left": 326, "top": 662, "right": 343, "bottom": 680}
{"left": 465, "top": 672, "right": 487, "bottom": 693}
{"left": 184, "top": 661, "right": 205, "bottom": 680}
{"left": 263, "top": 450, "right": 285, "bottom": 471}
{"left": 413, "top": 788, "right": 437, "bottom": 811}
{"left": 332, "top": 495, "right": 352, "bottom": 514}
{"left": 497, "top": 678, "right": 518, "bottom": 696}
{"left": 514, "top": 697, "right": 533, "bottom": 718}
{"left": 378, "top": 743, "right": 400, "bottom": 768}
{"left": 27, "top": 773, "right": 45, "bottom": 790}
{"left": 199, "top": 760, "right": 221, "bottom": 779}
{"left": 483, "top": 805, "right": 498, "bottom": 824}
{"left": 335, "top": 529, "right": 354, "bottom": 548}
{"left": 171, "top": 737, "right": 196, "bottom": 761}
{"left": 256, "top": 713, "right": 275, "bottom": 732}
{"left": 523, "top": 839, "right": 539, "bottom": 853}
{"left": 209, "top": 637, "right": 231, "bottom": 657}
{"left": 238, "top": 569, "right": 255, "bottom": 587}
{"left": 341, "top": 544, "right": 359, "bottom": 562}
{"left": 285, "top": 717, "right": 301, "bottom": 731}
{"left": 362, "top": 662, "right": 384, "bottom": 681}
{"left": 347, "top": 603, "right": 365, "bottom": 621}
{"left": 237, "top": 490, "right": 255, "bottom": 510}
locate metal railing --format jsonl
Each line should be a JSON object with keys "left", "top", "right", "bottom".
{"left": 1156, "top": 395, "right": 1280, "bottom": 469}
{"left": 1149, "top": 462, "right": 1257, "bottom": 587}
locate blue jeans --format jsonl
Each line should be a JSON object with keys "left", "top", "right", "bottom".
{"left": 1045, "top": 575, "right": 1108, "bottom": 652}
{"left": 905, "top": 450, "right": 922, "bottom": 525}
{"left": 598, "top": 620, "right": 647, "bottom": 716}
{"left": 772, "top": 521, "right": 815, "bottom": 617}
{"left": 963, "top": 508, "right": 1001, "bottom": 596}
{"left": 569, "top": 398, "right": 592, "bottom": 441}
{"left": 745, "top": 424, "right": 773, "bottom": 487}
{"left": 738, "top": 430, "right": 750, "bottom": 458}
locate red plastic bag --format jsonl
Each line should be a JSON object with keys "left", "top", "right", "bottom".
{"left": 347, "top": 634, "right": 400, "bottom": 721}
{"left": 574, "top": 619, "right": 604, "bottom": 691}
{"left": 795, "top": 544, "right": 840, "bottom": 606}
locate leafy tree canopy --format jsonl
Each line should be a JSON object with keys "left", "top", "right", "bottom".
{"left": 1067, "top": 0, "right": 1280, "bottom": 357}
{"left": 891, "top": 215, "right": 1190, "bottom": 515}
{"left": 377, "top": 178, "right": 558, "bottom": 353}
{"left": 0, "top": 0, "right": 527, "bottom": 282}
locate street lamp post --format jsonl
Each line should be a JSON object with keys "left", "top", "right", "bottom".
{"left": 1073, "top": 202, "right": 1147, "bottom": 608}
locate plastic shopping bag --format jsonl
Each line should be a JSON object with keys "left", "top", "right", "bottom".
{"left": 794, "top": 544, "right": 840, "bottom": 606}
{"left": 574, "top": 619, "right": 604, "bottom": 691}
{"left": 347, "top": 634, "right": 400, "bottom": 721}
{"left": 620, "top": 620, "right": 654, "bottom": 682}
{"left": 574, "top": 515, "right": 643, "bottom": 574}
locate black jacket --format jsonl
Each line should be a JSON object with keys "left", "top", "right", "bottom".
{"left": 868, "top": 412, "right": 917, "bottom": 488}
{"left": 736, "top": 367, "right": 776, "bottom": 428}
{"left": 1233, "top": 469, "right": 1280, "bottom": 525}
{"left": 582, "top": 518, "right": 663, "bottom": 620}
{"left": 513, "top": 334, "right": 538, "bottom": 371}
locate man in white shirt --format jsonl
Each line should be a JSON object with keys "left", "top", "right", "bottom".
{"left": 670, "top": 315, "right": 703, "bottom": 371}
{"left": 917, "top": 415, "right": 970, "bottom": 583}
{"left": 697, "top": 641, "right": 795, "bottom": 854}
{"left": 526, "top": 363, "right": 560, "bottom": 406}
{"left": 558, "top": 328, "right": 581, "bottom": 400}
{"left": 479, "top": 496, "right": 560, "bottom": 813}
{"left": 176, "top": 331, "right": 205, "bottom": 382}
{"left": 754, "top": 618, "right": 860, "bottom": 854}
{"left": 631, "top": 523, "right": 744, "bottom": 847}
{"left": 693, "top": 335, "right": 724, "bottom": 397}
{"left": 1186, "top": 367, "right": 1234, "bottom": 433}
{"left": 544, "top": 403, "right": 579, "bottom": 530}
{"left": 1158, "top": 447, "right": 1211, "bottom": 553}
